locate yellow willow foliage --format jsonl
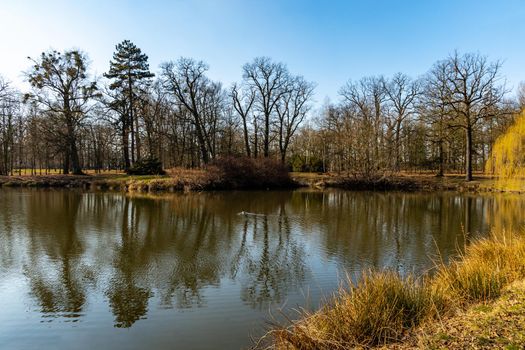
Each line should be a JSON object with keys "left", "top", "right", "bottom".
{"left": 486, "top": 111, "right": 525, "bottom": 191}
{"left": 483, "top": 194, "right": 525, "bottom": 232}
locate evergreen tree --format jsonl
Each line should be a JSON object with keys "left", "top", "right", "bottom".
{"left": 104, "top": 40, "right": 154, "bottom": 169}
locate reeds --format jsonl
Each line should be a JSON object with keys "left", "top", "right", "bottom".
{"left": 265, "top": 230, "right": 525, "bottom": 349}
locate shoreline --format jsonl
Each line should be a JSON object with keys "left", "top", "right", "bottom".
{"left": 2, "top": 172, "right": 524, "bottom": 349}
{"left": 261, "top": 230, "right": 525, "bottom": 349}
{"left": 0, "top": 171, "right": 518, "bottom": 194}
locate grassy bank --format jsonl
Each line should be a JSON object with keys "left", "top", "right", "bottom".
{"left": 262, "top": 230, "right": 525, "bottom": 349}
{"left": 395, "top": 279, "right": 525, "bottom": 349}
{"left": 0, "top": 169, "right": 515, "bottom": 194}
{"left": 294, "top": 172, "right": 525, "bottom": 194}
{"left": 0, "top": 160, "right": 298, "bottom": 192}
{"left": 290, "top": 172, "right": 490, "bottom": 192}
{"left": 0, "top": 174, "right": 95, "bottom": 188}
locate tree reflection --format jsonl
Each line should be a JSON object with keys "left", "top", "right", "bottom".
{"left": 0, "top": 189, "right": 519, "bottom": 330}
{"left": 106, "top": 197, "right": 151, "bottom": 328}
{"left": 236, "top": 208, "right": 307, "bottom": 308}
{"left": 23, "top": 191, "right": 87, "bottom": 319}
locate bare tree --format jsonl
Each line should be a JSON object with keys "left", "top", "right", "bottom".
{"left": 517, "top": 81, "right": 525, "bottom": 110}
{"left": 231, "top": 83, "right": 255, "bottom": 157}
{"left": 441, "top": 51, "right": 506, "bottom": 181}
{"left": 161, "top": 58, "right": 225, "bottom": 164}
{"left": 25, "top": 50, "right": 99, "bottom": 174}
{"left": 0, "top": 77, "right": 21, "bottom": 175}
{"left": 384, "top": 73, "right": 421, "bottom": 171}
{"left": 421, "top": 61, "right": 453, "bottom": 176}
{"left": 242, "top": 57, "right": 290, "bottom": 158}
{"left": 275, "top": 76, "right": 315, "bottom": 163}
{"left": 339, "top": 76, "right": 387, "bottom": 177}
{"left": 161, "top": 58, "right": 211, "bottom": 164}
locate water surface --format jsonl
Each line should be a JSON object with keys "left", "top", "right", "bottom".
{"left": 0, "top": 189, "right": 524, "bottom": 349}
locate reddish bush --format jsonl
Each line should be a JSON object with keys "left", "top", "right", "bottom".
{"left": 209, "top": 156, "right": 294, "bottom": 189}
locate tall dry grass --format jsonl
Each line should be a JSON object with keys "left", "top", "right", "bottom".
{"left": 434, "top": 230, "right": 525, "bottom": 303}
{"left": 263, "top": 230, "right": 525, "bottom": 349}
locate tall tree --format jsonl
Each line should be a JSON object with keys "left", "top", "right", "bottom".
{"left": 340, "top": 76, "right": 387, "bottom": 177}
{"left": 440, "top": 52, "right": 506, "bottom": 181}
{"left": 231, "top": 83, "right": 255, "bottom": 157}
{"left": 242, "top": 57, "right": 291, "bottom": 158}
{"left": 25, "top": 50, "right": 98, "bottom": 175}
{"left": 421, "top": 61, "right": 452, "bottom": 176}
{"left": 517, "top": 81, "right": 525, "bottom": 110}
{"left": 0, "top": 77, "right": 20, "bottom": 175}
{"left": 161, "top": 58, "right": 224, "bottom": 164}
{"left": 275, "top": 76, "right": 315, "bottom": 163}
{"left": 384, "top": 73, "right": 421, "bottom": 171}
{"left": 104, "top": 40, "right": 154, "bottom": 169}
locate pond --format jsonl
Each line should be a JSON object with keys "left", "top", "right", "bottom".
{"left": 0, "top": 189, "right": 524, "bottom": 349}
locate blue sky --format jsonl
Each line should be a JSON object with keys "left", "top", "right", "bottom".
{"left": 1, "top": 0, "right": 524, "bottom": 104}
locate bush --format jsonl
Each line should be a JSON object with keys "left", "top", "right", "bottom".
{"left": 126, "top": 158, "right": 166, "bottom": 175}
{"left": 288, "top": 154, "right": 325, "bottom": 172}
{"left": 209, "top": 156, "right": 293, "bottom": 189}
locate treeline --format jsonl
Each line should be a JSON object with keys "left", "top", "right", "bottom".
{"left": 0, "top": 41, "right": 522, "bottom": 180}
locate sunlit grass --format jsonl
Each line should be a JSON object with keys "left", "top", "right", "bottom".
{"left": 269, "top": 272, "right": 445, "bottom": 349}
{"left": 434, "top": 230, "right": 525, "bottom": 303}
{"left": 264, "top": 230, "right": 525, "bottom": 349}
{"left": 6, "top": 168, "right": 124, "bottom": 175}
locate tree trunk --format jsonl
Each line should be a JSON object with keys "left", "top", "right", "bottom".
{"left": 253, "top": 117, "right": 259, "bottom": 158}
{"left": 63, "top": 147, "right": 70, "bottom": 175}
{"left": 130, "top": 115, "right": 135, "bottom": 164}
{"left": 465, "top": 126, "right": 473, "bottom": 181}
{"left": 395, "top": 120, "right": 401, "bottom": 172}
{"left": 242, "top": 117, "right": 251, "bottom": 157}
{"left": 123, "top": 121, "right": 131, "bottom": 170}
{"left": 437, "top": 140, "right": 444, "bottom": 177}
{"left": 135, "top": 113, "right": 141, "bottom": 161}
{"left": 128, "top": 75, "right": 135, "bottom": 165}
{"left": 193, "top": 115, "right": 209, "bottom": 164}
{"left": 70, "top": 137, "right": 83, "bottom": 175}
{"left": 264, "top": 112, "right": 270, "bottom": 157}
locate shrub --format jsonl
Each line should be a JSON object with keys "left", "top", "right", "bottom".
{"left": 210, "top": 156, "right": 293, "bottom": 189}
{"left": 288, "top": 154, "right": 325, "bottom": 173}
{"left": 126, "top": 158, "right": 166, "bottom": 175}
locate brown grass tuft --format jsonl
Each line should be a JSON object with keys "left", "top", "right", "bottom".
{"left": 263, "top": 230, "right": 525, "bottom": 349}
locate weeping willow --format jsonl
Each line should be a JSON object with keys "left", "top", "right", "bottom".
{"left": 486, "top": 111, "right": 525, "bottom": 191}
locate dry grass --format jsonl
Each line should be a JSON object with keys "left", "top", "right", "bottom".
{"left": 398, "top": 280, "right": 525, "bottom": 349}
{"left": 434, "top": 230, "right": 525, "bottom": 304}
{"left": 290, "top": 172, "right": 487, "bottom": 192}
{"left": 2, "top": 168, "right": 505, "bottom": 193}
{"left": 268, "top": 272, "right": 446, "bottom": 350}
{"left": 262, "top": 230, "right": 525, "bottom": 349}
{"left": 0, "top": 163, "right": 296, "bottom": 192}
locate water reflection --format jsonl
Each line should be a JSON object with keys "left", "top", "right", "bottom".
{"left": 0, "top": 189, "right": 524, "bottom": 348}
{"left": 24, "top": 193, "right": 87, "bottom": 320}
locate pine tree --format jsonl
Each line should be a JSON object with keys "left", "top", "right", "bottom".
{"left": 104, "top": 40, "right": 154, "bottom": 170}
